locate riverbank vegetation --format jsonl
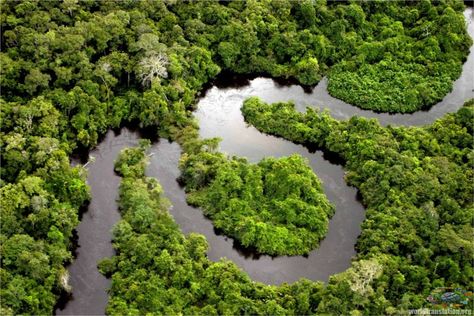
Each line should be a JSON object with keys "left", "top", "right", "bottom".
{"left": 242, "top": 97, "right": 474, "bottom": 313}
{"left": 327, "top": 2, "right": 472, "bottom": 112}
{"left": 180, "top": 152, "right": 334, "bottom": 256}
{"left": 0, "top": 98, "right": 90, "bottom": 314}
{"left": 99, "top": 142, "right": 326, "bottom": 315}
{"left": 1, "top": 0, "right": 472, "bottom": 314}
{"left": 101, "top": 98, "right": 474, "bottom": 314}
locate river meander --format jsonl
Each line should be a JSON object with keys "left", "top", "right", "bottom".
{"left": 56, "top": 7, "right": 473, "bottom": 315}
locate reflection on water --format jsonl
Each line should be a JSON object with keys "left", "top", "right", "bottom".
{"left": 192, "top": 94, "right": 365, "bottom": 284}
{"left": 201, "top": 8, "right": 473, "bottom": 127}
{"left": 57, "top": 7, "right": 473, "bottom": 314}
{"left": 56, "top": 129, "right": 140, "bottom": 315}
{"left": 147, "top": 137, "right": 365, "bottom": 285}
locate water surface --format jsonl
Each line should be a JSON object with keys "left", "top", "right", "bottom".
{"left": 57, "top": 7, "right": 474, "bottom": 314}
{"left": 200, "top": 8, "right": 473, "bottom": 127}
{"left": 147, "top": 137, "right": 364, "bottom": 285}
{"left": 56, "top": 129, "right": 140, "bottom": 315}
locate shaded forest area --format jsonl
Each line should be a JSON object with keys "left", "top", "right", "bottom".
{"left": 0, "top": 0, "right": 472, "bottom": 314}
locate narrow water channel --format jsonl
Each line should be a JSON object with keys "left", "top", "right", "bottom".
{"left": 199, "top": 7, "right": 473, "bottom": 128}
{"left": 147, "top": 136, "right": 364, "bottom": 285}
{"left": 56, "top": 129, "right": 140, "bottom": 315}
{"left": 56, "top": 7, "right": 473, "bottom": 315}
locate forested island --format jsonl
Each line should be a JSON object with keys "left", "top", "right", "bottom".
{"left": 182, "top": 152, "right": 335, "bottom": 256}
{"left": 0, "top": 0, "right": 473, "bottom": 315}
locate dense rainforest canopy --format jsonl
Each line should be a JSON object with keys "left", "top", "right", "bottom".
{"left": 0, "top": 0, "right": 473, "bottom": 315}
{"left": 242, "top": 97, "right": 474, "bottom": 313}
{"left": 99, "top": 142, "right": 327, "bottom": 315}
{"left": 182, "top": 152, "right": 335, "bottom": 256}
{"left": 100, "top": 98, "right": 474, "bottom": 314}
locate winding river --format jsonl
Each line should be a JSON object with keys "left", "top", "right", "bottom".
{"left": 200, "top": 9, "right": 473, "bottom": 128}
{"left": 56, "top": 129, "right": 141, "bottom": 315}
{"left": 56, "top": 8, "right": 473, "bottom": 315}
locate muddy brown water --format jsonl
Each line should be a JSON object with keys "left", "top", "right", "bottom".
{"left": 56, "top": 8, "right": 473, "bottom": 315}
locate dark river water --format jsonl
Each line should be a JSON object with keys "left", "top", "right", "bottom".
{"left": 56, "top": 8, "right": 473, "bottom": 315}
{"left": 200, "top": 8, "right": 473, "bottom": 127}
{"left": 56, "top": 129, "right": 140, "bottom": 315}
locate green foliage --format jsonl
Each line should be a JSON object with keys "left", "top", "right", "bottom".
{"left": 295, "top": 56, "right": 321, "bottom": 85}
{"left": 183, "top": 153, "right": 334, "bottom": 255}
{"left": 326, "top": 2, "right": 472, "bottom": 112}
{"left": 1, "top": 0, "right": 469, "bottom": 118}
{"left": 114, "top": 140, "right": 151, "bottom": 178}
{"left": 328, "top": 58, "right": 464, "bottom": 113}
{"left": 242, "top": 97, "right": 474, "bottom": 314}
{"left": 0, "top": 135, "right": 89, "bottom": 314}
{"left": 1, "top": 0, "right": 472, "bottom": 313}
{"left": 103, "top": 143, "right": 326, "bottom": 315}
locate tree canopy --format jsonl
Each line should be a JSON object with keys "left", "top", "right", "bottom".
{"left": 242, "top": 97, "right": 474, "bottom": 313}
{"left": 101, "top": 97, "right": 474, "bottom": 314}
{"left": 1, "top": 0, "right": 472, "bottom": 314}
{"left": 100, "top": 142, "right": 327, "bottom": 315}
{"left": 181, "top": 152, "right": 334, "bottom": 256}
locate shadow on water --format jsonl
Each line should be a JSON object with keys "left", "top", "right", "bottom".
{"left": 231, "top": 238, "right": 264, "bottom": 260}
{"left": 57, "top": 7, "right": 473, "bottom": 314}
{"left": 55, "top": 129, "right": 142, "bottom": 316}
{"left": 193, "top": 92, "right": 365, "bottom": 285}
{"left": 203, "top": 8, "right": 473, "bottom": 126}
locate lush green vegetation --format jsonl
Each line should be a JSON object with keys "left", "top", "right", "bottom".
{"left": 1, "top": 1, "right": 471, "bottom": 120}
{"left": 0, "top": 97, "right": 90, "bottom": 314}
{"left": 99, "top": 142, "right": 326, "bottom": 315}
{"left": 327, "top": 2, "right": 472, "bottom": 112}
{"left": 181, "top": 152, "right": 334, "bottom": 256}
{"left": 243, "top": 97, "right": 474, "bottom": 312}
{"left": 1, "top": 0, "right": 472, "bottom": 314}
{"left": 101, "top": 98, "right": 474, "bottom": 314}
